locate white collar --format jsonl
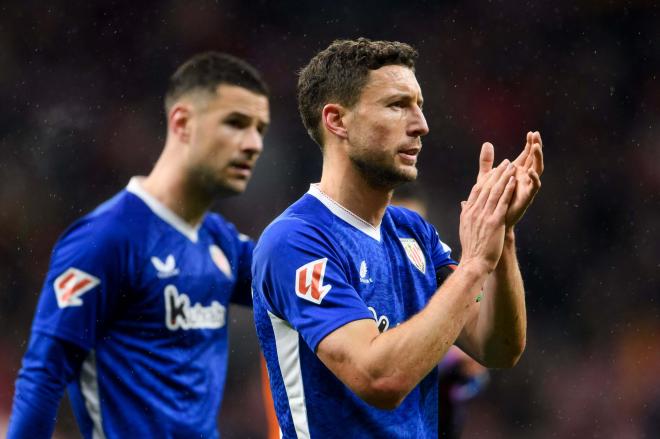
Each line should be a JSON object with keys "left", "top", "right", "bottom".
{"left": 126, "top": 177, "right": 200, "bottom": 243}
{"left": 307, "top": 184, "right": 381, "bottom": 242}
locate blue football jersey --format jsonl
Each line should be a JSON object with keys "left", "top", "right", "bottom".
{"left": 28, "top": 177, "right": 253, "bottom": 438}
{"left": 252, "top": 184, "right": 457, "bottom": 438}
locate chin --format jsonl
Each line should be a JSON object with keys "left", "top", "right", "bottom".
{"left": 400, "top": 166, "right": 418, "bottom": 181}
{"left": 219, "top": 181, "right": 248, "bottom": 196}
{"left": 200, "top": 177, "right": 248, "bottom": 198}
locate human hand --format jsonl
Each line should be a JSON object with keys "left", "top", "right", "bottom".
{"left": 459, "top": 153, "right": 517, "bottom": 274}
{"left": 506, "top": 131, "right": 544, "bottom": 228}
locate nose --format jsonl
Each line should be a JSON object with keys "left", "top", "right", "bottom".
{"left": 408, "top": 105, "right": 429, "bottom": 138}
{"left": 241, "top": 126, "right": 264, "bottom": 157}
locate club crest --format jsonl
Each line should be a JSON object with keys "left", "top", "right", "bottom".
{"left": 209, "top": 245, "right": 233, "bottom": 278}
{"left": 399, "top": 238, "right": 426, "bottom": 274}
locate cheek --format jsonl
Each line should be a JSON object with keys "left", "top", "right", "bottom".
{"left": 366, "top": 120, "right": 399, "bottom": 149}
{"left": 361, "top": 108, "right": 405, "bottom": 143}
{"left": 204, "top": 131, "right": 236, "bottom": 160}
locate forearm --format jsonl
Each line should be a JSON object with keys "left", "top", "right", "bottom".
{"left": 359, "top": 263, "right": 488, "bottom": 401}
{"left": 467, "top": 230, "right": 527, "bottom": 367}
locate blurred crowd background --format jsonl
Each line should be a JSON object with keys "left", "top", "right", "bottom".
{"left": 1, "top": 1, "right": 658, "bottom": 437}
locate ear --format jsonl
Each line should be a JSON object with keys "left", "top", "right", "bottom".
{"left": 321, "top": 103, "right": 348, "bottom": 140}
{"left": 168, "top": 103, "right": 192, "bottom": 144}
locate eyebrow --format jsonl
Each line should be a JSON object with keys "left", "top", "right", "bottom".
{"left": 382, "top": 92, "right": 424, "bottom": 107}
{"left": 224, "top": 111, "right": 270, "bottom": 132}
{"left": 225, "top": 111, "right": 269, "bottom": 123}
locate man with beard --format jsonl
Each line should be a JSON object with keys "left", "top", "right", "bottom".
{"left": 252, "top": 38, "right": 543, "bottom": 437}
{"left": 8, "top": 52, "right": 270, "bottom": 438}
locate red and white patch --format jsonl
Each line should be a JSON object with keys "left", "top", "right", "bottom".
{"left": 209, "top": 245, "right": 233, "bottom": 278}
{"left": 399, "top": 238, "right": 426, "bottom": 274}
{"left": 53, "top": 268, "right": 100, "bottom": 308}
{"left": 295, "top": 258, "right": 332, "bottom": 304}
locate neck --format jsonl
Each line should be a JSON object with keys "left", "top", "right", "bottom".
{"left": 141, "top": 143, "right": 212, "bottom": 226}
{"left": 318, "top": 149, "right": 392, "bottom": 227}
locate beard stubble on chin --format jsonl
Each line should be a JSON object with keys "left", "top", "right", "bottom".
{"left": 188, "top": 164, "right": 242, "bottom": 199}
{"left": 347, "top": 126, "right": 419, "bottom": 190}
{"left": 349, "top": 152, "right": 417, "bottom": 190}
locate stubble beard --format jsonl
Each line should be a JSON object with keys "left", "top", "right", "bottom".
{"left": 187, "top": 164, "right": 244, "bottom": 199}
{"left": 349, "top": 149, "right": 418, "bottom": 190}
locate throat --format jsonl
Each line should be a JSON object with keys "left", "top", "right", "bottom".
{"left": 315, "top": 180, "right": 390, "bottom": 227}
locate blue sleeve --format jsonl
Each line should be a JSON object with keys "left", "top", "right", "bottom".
{"left": 31, "top": 218, "right": 127, "bottom": 350}
{"left": 425, "top": 220, "right": 458, "bottom": 270}
{"left": 230, "top": 234, "right": 255, "bottom": 307}
{"left": 253, "top": 220, "right": 374, "bottom": 352}
{"left": 7, "top": 333, "right": 87, "bottom": 439}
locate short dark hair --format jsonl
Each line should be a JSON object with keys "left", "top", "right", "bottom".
{"left": 165, "top": 52, "right": 269, "bottom": 112}
{"left": 297, "top": 38, "right": 418, "bottom": 147}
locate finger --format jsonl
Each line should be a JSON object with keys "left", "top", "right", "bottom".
{"left": 474, "top": 159, "right": 510, "bottom": 210}
{"left": 465, "top": 177, "right": 485, "bottom": 208}
{"left": 478, "top": 142, "right": 494, "bottom": 181}
{"left": 512, "top": 131, "right": 532, "bottom": 166}
{"left": 494, "top": 175, "right": 517, "bottom": 218}
{"left": 528, "top": 168, "right": 541, "bottom": 191}
{"left": 465, "top": 150, "right": 497, "bottom": 207}
{"left": 531, "top": 142, "right": 544, "bottom": 176}
{"left": 484, "top": 163, "right": 516, "bottom": 213}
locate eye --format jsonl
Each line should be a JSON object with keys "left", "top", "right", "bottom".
{"left": 225, "top": 117, "right": 249, "bottom": 129}
{"left": 388, "top": 101, "right": 406, "bottom": 109}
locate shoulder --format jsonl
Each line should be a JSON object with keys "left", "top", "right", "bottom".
{"left": 56, "top": 191, "right": 135, "bottom": 251}
{"left": 62, "top": 191, "right": 135, "bottom": 244}
{"left": 257, "top": 215, "right": 329, "bottom": 253}
{"left": 387, "top": 205, "right": 430, "bottom": 231}
{"left": 204, "top": 212, "right": 252, "bottom": 244}
{"left": 259, "top": 194, "right": 335, "bottom": 246}
{"left": 386, "top": 205, "right": 453, "bottom": 254}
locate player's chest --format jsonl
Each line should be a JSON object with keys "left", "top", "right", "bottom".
{"left": 344, "top": 234, "right": 437, "bottom": 331}
{"left": 126, "top": 237, "right": 238, "bottom": 329}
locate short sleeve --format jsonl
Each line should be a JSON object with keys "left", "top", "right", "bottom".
{"left": 253, "top": 220, "right": 374, "bottom": 352}
{"left": 426, "top": 221, "right": 458, "bottom": 271}
{"left": 31, "top": 218, "right": 127, "bottom": 350}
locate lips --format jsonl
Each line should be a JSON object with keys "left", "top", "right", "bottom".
{"left": 228, "top": 161, "right": 254, "bottom": 177}
{"left": 397, "top": 145, "right": 421, "bottom": 165}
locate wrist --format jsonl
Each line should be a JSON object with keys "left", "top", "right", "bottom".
{"left": 504, "top": 227, "right": 516, "bottom": 245}
{"left": 456, "top": 258, "right": 492, "bottom": 279}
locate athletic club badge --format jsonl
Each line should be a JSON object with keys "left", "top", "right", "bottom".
{"left": 399, "top": 238, "right": 426, "bottom": 274}
{"left": 209, "top": 245, "right": 233, "bottom": 279}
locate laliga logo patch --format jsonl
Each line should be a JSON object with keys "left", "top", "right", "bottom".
{"left": 209, "top": 245, "right": 233, "bottom": 278}
{"left": 399, "top": 238, "right": 426, "bottom": 274}
{"left": 54, "top": 268, "right": 100, "bottom": 308}
{"left": 295, "top": 258, "right": 332, "bottom": 304}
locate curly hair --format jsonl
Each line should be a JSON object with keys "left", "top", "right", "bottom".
{"left": 297, "top": 38, "right": 418, "bottom": 147}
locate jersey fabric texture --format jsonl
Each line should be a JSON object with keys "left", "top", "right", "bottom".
{"left": 9, "top": 177, "right": 253, "bottom": 439}
{"left": 253, "top": 184, "right": 457, "bottom": 438}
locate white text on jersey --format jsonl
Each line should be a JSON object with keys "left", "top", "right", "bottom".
{"left": 164, "top": 285, "right": 226, "bottom": 330}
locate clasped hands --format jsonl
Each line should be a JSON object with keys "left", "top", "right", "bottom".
{"left": 458, "top": 132, "right": 544, "bottom": 273}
